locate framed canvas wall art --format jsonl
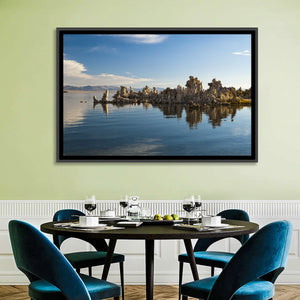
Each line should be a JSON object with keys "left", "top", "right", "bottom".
{"left": 57, "top": 27, "right": 257, "bottom": 162}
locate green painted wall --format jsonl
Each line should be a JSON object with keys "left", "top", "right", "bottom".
{"left": 0, "top": 0, "right": 299, "bottom": 200}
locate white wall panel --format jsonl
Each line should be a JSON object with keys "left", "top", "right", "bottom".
{"left": 0, "top": 200, "right": 299, "bottom": 285}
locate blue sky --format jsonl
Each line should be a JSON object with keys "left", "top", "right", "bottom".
{"left": 64, "top": 33, "right": 252, "bottom": 89}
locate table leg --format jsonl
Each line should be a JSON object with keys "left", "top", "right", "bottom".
{"left": 102, "top": 238, "right": 117, "bottom": 280}
{"left": 145, "top": 239, "right": 154, "bottom": 300}
{"left": 184, "top": 239, "right": 199, "bottom": 281}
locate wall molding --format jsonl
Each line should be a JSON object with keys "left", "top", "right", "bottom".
{"left": 1, "top": 199, "right": 300, "bottom": 218}
{"left": 0, "top": 199, "right": 299, "bottom": 285}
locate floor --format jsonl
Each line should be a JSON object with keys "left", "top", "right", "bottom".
{"left": 0, "top": 285, "right": 299, "bottom": 299}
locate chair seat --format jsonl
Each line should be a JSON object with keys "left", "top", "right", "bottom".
{"left": 64, "top": 251, "right": 125, "bottom": 269}
{"left": 29, "top": 273, "right": 121, "bottom": 300}
{"left": 179, "top": 251, "right": 234, "bottom": 268}
{"left": 181, "top": 276, "right": 274, "bottom": 300}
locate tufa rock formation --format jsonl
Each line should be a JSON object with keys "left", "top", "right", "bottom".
{"left": 94, "top": 76, "right": 251, "bottom": 106}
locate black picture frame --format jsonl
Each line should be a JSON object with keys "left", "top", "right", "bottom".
{"left": 57, "top": 27, "right": 257, "bottom": 162}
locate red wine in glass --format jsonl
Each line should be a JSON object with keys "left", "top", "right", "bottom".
{"left": 85, "top": 203, "right": 96, "bottom": 213}
{"left": 183, "top": 198, "right": 195, "bottom": 225}
{"left": 195, "top": 201, "right": 201, "bottom": 208}
{"left": 183, "top": 204, "right": 195, "bottom": 212}
{"left": 85, "top": 196, "right": 96, "bottom": 216}
{"left": 120, "top": 198, "right": 129, "bottom": 218}
{"left": 120, "top": 201, "right": 129, "bottom": 208}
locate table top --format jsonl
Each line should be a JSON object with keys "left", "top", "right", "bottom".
{"left": 41, "top": 219, "right": 258, "bottom": 240}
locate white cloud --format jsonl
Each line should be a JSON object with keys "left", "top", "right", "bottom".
{"left": 64, "top": 59, "right": 87, "bottom": 74}
{"left": 118, "top": 34, "right": 168, "bottom": 44}
{"left": 88, "top": 45, "right": 117, "bottom": 54}
{"left": 63, "top": 59, "right": 152, "bottom": 86}
{"left": 232, "top": 127, "right": 250, "bottom": 136}
{"left": 232, "top": 50, "right": 251, "bottom": 56}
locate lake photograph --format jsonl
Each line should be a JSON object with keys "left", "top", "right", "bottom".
{"left": 59, "top": 29, "right": 256, "bottom": 161}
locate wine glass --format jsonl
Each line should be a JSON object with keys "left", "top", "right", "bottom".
{"left": 119, "top": 195, "right": 129, "bottom": 218}
{"left": 194, "top": 195, "right": 202, "bottom": 220}
{"left": 183, "top": 197, "right": 195, "bottom": 225}
{"left": 85, "top": 196, "right": 96, "bottom": 216}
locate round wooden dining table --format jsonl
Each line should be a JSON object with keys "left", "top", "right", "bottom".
{"left": 41, "top": 219, "right": 258, "bottom": 300}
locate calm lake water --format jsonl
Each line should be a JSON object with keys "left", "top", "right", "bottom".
{"left": 63, "top": 92, "right": 252, "bottom": 156}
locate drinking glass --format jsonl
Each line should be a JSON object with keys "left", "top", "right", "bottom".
{"left": 140, "top": 207, "right": 151, "bottom": 219}
{"left": 183, "top": 197, "right": 195, "bottom": 225}
{"left": 119, "top": 195, "right": 129, "bottom": 218}
{"left": 194, "top": 195, "right": 202, "bottom": 220}
{"left": 85, "top": 196, "right": 96, "bottom": 216}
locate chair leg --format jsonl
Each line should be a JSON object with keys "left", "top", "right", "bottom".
{"left": 178, "top": 261, "right": 184, "bottom": 300}
{"left": 182, "top": 295, "right": 188, "bottom": 300}
{"left": 88, "top": 266, "right": 92, "bottom": 276}
{"left": 119, "top": 261, "right": 125, "bottom": 300}
{"left": 114, "top": 297, "right": 120, "bottom": 300}
{"left": 211, "top": 266, "right": 214, "bottom": 276}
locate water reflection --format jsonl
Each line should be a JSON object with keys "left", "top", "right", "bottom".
{"left": 185, "top": 108, "right": 203, "bottom": 129}
{"left": 153, "top": 103, "right": 184, "bottom": 119}
{"left": 93, "top": 100, "right": 248, "bottom": 129}
{"left": 93, "top": 102, "right": 110, "bottom": 116}
{"left": 65, "top": 94, "right": 251, "bottom": 156}
{"left": 64, "top": 98, "right": 89, "bottom": 127}
{"left": 153, "top": 103, "right": 245, "bottom": 129}
{"left": 202, "top": 105, "right": 239, "bottom": 128}
{"left": 93, "top": 101, "right": 140, "bottom": 111}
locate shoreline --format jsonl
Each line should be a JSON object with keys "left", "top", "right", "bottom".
{"left": 93, "top": 97, "right": 252, "bottom": 107}
{"left": 64, "top": 90, "right": 110, "bottom": 93}
{"left": 94, "top": 76, "right": 252, "bottom": 107}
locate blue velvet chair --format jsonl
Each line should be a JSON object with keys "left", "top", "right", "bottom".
{"left": 9, "top": 220, "right": 121, "bottom": 300}
{"left": 53, "top": 209, "right": 125, "bottom": 299}
{"left": 180, "top": 220, "right": 293, "bottom": 300}
{"left": 178, "top": 209, "right": 250, "bottom": 298}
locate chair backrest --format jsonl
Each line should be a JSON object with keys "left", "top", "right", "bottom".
{"left": 53, "top": 209, "right": 108, "bottom": 251}
{"left": 9, "top": 220, "right": 91, "bottom": 300}
{"left": 208, "top": 220, "right": 293, "bottom": 300}
{"left": 194, "top": 209, "right": 250, "bottom": 252}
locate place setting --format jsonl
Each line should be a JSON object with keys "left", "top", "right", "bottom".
{"left": 173, "top": 195, "right": 245, "bottom": 232}
{"left": 54, "top": 196, "right": 125, "bottom": 231}
{"left": 52, "top": 195, "right": 246, "bottom": 234}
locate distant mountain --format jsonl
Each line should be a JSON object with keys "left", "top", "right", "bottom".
{"left": 64, "top": 85, "right": 119, "bottom": 92}
{"left": 64, "top": 85, "right": 165, "bottom": 92}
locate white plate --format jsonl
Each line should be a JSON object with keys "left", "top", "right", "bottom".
{"left": 117, "top": 221, "right": 143, "bottom": 227}
{"left": 193, "top": 223, "right": 230, "bottom": 228}
{"left": 179, "top": 217, "right": 199, "bottom": 221}
{"left": 70, "top": 223, "right": 107, "bottom": 228}
{"left": 98, "top": 216, "right": 121, "bottom": 219}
